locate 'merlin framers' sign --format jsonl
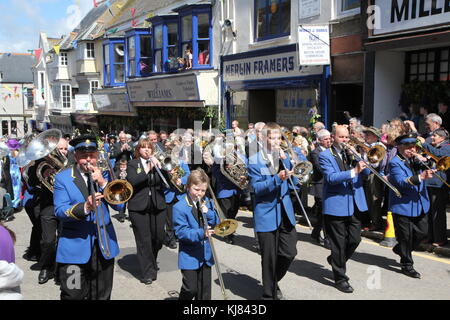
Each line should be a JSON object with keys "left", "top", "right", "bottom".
{"left": 372, "top": 0, "right": 450, "bottom": 36}
{"left": 127, "top": 74, "right": 200, "bottom": 102}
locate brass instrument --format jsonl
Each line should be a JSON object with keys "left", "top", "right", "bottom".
{"left": 349, "top": 136, "right": 386, "bottom": 164}
{"left": 281, "top": 130, "right": 313, "bottom": 185}
{"left": 27, "top": 129, "right": 68, "bottom": 192}
{"left": 415, "top": 140, "right": 450, "bottom": 188}
{"left": 161, "top": 156, "right": 185, "bottom": 193}
{"left": 341, "top": 142, "right": 402, "bottom": 198}
{"left": 219, "top": 142, "right": 249, "bottom": 190}
{"left": 96, "top": 147, "right": 133, "bottom": 205}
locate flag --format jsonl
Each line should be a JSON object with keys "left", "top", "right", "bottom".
{"left": 94, "top": 0, "right": 98, "bottom": 8}
{"left": 131, "top": 8, "right": 135, "bottom": 17}
{"left": 53, "top": 45, "right": 61, "bottom": 55}
{"left": 34, "top": 48, "right": 43, "bottom": 62}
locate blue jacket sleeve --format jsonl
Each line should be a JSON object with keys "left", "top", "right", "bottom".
{"left": 319, "top": 153, "right": 352, "bottom": 185}
{"left": 173, "top": 205, "right": 205, "bottom": 244}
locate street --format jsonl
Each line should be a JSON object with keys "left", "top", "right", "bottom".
{"left": 8, "top": 199, "right": 450, "bottom": 301}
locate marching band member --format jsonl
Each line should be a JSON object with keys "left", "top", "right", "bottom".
{"left": 126, "top": 138, "right": 168, "bottom": 285}
{"left": 54, "top": 134, "right": 123, "bottom": 300}
{"left": 28, "top": 138, "right": 70, "bottom": 285}
{"left": 248, "top": 122, "right": 298, "bottom": 300}
{"left": 388, "top": 132, "right": 433, "bottom": 279}
{"left": 319, "top": 125, "right": 369, "bottom": 293}
{"left": 114, "top": 159, "right": 128, "bottom": 223}
{"left": 173, "top": 169, "right": 219, "bottom": 300}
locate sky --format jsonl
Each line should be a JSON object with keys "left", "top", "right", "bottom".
{"left": 0, "top": 0, "right": 95, "bottom": 53}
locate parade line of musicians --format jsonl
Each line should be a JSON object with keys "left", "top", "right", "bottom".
{"left": 0, "top": 105, "right": 449, "bottom": 300}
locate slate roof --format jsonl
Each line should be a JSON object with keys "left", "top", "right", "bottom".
{"left": 0, "top": 54, "right": 35, "bottom": 83}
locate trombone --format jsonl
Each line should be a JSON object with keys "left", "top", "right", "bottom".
{"left": 349, "top": 136, "right": 386, "bottom": 164}
{"left": 85, "top": 164, "right": 111, "bottom": 258}
{"left": 341, "top": 142, "right": 402, "bottom": 198}
{"left": 415, "top": 140, "right": 450, "bottom": 188}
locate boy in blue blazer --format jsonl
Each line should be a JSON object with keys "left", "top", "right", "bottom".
{"left": 173, "top": 169, "right": 219, "bottom": 300}
{"left": 248, "top": 123, "right": 298, "bottom": 300}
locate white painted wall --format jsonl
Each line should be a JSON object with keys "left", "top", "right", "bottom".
{"left": 373, "top": 51, "right": 405, "bottom": 127}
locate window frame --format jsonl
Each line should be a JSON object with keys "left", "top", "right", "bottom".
{"left": 334, "top": 0, "right": 360, "bottom": 19}
{"left": 90, "top": 80, "right": 99, "bottom": 94}
{"left": 254, "top": 0, "right": 291, "bottom": 42}
{"left": 61, "top": 84, "right": 72, "bottom": 109}
{"left": 150, "top": 15, "right": 179, "bottom": 74}
{"left": 59, "top": 52, "right": 68, "bottom": 66}
{"left": 405, "top": 47, "right": 450, "bottom": 82}
{"left": 125, "top": 28, "right": 152, "bottom": 78}
{"left": 103, "top": 38, "right": 126, "bottom": 87}
{"left": 86, "top": 42, "right": 95, "bottom": 59}
{"left": 176, "top": 4, "right": 213, "bottom": 70}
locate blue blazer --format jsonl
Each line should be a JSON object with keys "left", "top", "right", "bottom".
{"left": 173, "top": 195, "right": 220, "bottom": 270}
{"left": 319, "top": 148, "right": 369, "bottom": 217}
{"left": 164, "top": 162, "right": 190, "bottom": 203}
{"left": 388, "top": 155, "right": 430, "bottom": 217}
{"left": 248, "top": 150, "right": 297, "bottom": 232}
{"left": 53, "top": 165, "right": 124, "bottom": 264}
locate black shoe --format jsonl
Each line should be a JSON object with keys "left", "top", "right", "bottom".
{"left": 392, "top": 245, "right": 401, "bottom": 256}
{"left": 23, "top": 251, "right": 39, "bottom": 262}
{"left": 141, "top": 278, "right": 153, "bottom": 285}
{"left": 401, "top": 268, "right": 421, "bottom": 279}
{"left": 311, "top": 234, "right": 324, "bottom": 245}
{"left": 38, "top": 269, "right": 54, "bottom": 284}
{"left": 335, "top": 280, "right": 354, "bottom": 293}
{"left": 327, "top": 255, "right": 332, "bottom": 266}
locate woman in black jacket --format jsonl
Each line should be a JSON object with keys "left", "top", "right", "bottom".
{"left": 126, "top": 138, "right": 168, "bottom": 285}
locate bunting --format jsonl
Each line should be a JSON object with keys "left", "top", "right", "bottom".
{"left": 94, "top": 0, "right": 98, "bottom": 8}
{"left": 53, "top": 45, "right": 61, "bottom": 55}
{"left": 34, "top": 48, "right": 43, "bottom": 62}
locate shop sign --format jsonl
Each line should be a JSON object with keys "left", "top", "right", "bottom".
{"left": 127, "top": 74, "right": 200, "bottom": 102}
{"left": 372, "top": 0, "right": 450, "bottom": 36}
{"left": 92, "top": 89, "right": 130, "bottom": 112}
{"left": 299, "top": 0, "right": 321, "bottom": 19}
{"left": 298, "top": 25, "right": 330, "bottom": 66}
{"left": 223, "top": 50, "right": 322, "bottom": 82}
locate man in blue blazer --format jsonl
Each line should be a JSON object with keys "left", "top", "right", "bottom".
{"left": 54, "top": 134, "right": 124, "bottom": 300}
{"left": 248, "top": 122, "right": 298, "bottom": 300}
{"left": 388, "top": 132, "right": 433, "bottom": 279}
{"left": 319, "top": 125, "right": 369, "bottom": 293}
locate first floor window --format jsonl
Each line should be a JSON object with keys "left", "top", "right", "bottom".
{"left": 60, "top": 52, "right": 68, "bottom": 66}
{"left": 86, "top": 42, "right": 95, "bottom": 58}
{"left": 90, "top": 80, "right": 99, "bottom": 93}
{"left": 61, "top": 85, "right": 71, "bottom": 108}
{"left": 255, "top": 0, "right": 290, "bottom": 41}
{"left": 2, "top": 121, "right": 8, "bottom": 136}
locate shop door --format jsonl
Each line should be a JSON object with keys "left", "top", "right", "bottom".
{"left": 332, "top": 83, "right": 363, "bottom": 126}
{"left": 248, "top": 90, "right": 276, "bottom": 124}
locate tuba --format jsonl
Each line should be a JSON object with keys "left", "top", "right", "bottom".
{"left": 218, "top": 142, "right": 249, "bottom": 190}
{"left": 30, "top": 129, "right": 68, "bottom": 192}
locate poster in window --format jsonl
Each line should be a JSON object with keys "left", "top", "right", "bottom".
{"left": 276, "top": 88, "right": 315, "bottom": 128}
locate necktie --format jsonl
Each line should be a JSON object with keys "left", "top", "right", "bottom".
{"left": 197, "top": 202, "right": 204, "bottom": 228}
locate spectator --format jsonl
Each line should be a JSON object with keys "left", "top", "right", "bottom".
{"left": 438, "top": 101, "right": 450, "bottom": 131}
{"left": 0, "top": 222, "right": 23, "bottom": 300}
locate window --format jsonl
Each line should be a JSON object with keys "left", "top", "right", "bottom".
{"left": 150, "top": 16, "right": 179, "bottom": 73}
{"left": 405, "top": 47, "right": 450, "bottom": 82}
{"left": 26, "top": 88, "right": 34, "bottom": 108}
{"left": 175, "top": 4, "right": 213, "bottom": 69}
{"left": 126, "top": 29, "right": 152, "bottom": 78}
{"left": 255, "top": 0, "right": 290, "bottom": 41}
{"left": 86, "top": 42, "right": 95, "bottom": 58}
{"left": 38, "top": 71, "right": 45, "bottom": 100}
{"left": 90, "top": 80, "right": 99, "bottom": 93}
{"left": 59, "top": 52, "right": 68, "bottom": 66}
{"left": 103, "top": 38, "right": 125, "bottom": 86}
{"left": 0, "top": 72, "right": 3, "bottom": 82}
{"left": 2, "top": 121, "right": 8, "bottom": 136}
{"left": 10, "top": 121, "right": 17, "bottom": 135}
{"left": 61, "top": 84, "right": 71, "bottom": 108}
{"left": 335, "top": 0, "right": 360, "bottom": 18}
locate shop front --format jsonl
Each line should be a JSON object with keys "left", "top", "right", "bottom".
{"left": 48, "top": 114, "right": 73, "bottom": 134}
{"left": 127, "top": 72, "right": 218, "bottom": 133}
{"left": 71, "top": 113, "right": 99, "bottom": 132}
{"left": 222, "top": 44, "right": 329, "bottom": 130}
{"left": 363, "top": 0, "right": 450, "bottom": 127}
{"left": 92, "top": 87, "right": 138, "bottom": 136}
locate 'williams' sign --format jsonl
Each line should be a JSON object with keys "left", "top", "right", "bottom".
{"left": 372, "top": 0, "right": 450, "bottom": 36}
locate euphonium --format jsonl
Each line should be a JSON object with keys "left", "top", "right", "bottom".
{"left": 161, "top": 156, "right": 185, "bottom": 193}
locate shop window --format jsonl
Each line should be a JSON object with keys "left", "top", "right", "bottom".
{"left": 406, "top": 49, "right": 438, "bottom": 82}
{"left": 2, "top": 120, "right": 8, "bottom": 136}
{"left": 254, "top": 0, "right": 290, "bottom": 41}
{"left": 175, "top": 4, "right": 213, "bottom": 69}
{"left": 11, "top": 121, "right": 17, "bottom": 135}
{"left": 126, "top": 29, "right": 152, "bottom": 78}
{"left": 61, "top": 84, "right": 71, "bottom": 109}
{"left": 103, "top": 39, "right": 125, "bottom": 87}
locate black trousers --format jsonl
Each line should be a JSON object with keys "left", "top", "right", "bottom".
{"left": 179, "top": 265, "right": 212, "bottom": 300}
{"left": 217, "top": 193, "right": 240, "bottom": 220}
{"left": 257, "top": 208, "right": 297, "bottom": 300}
{"left": 311, "top": 197, "right": 324, "bottom": 239}
{"left": 59, "top": 241, "right": 114, "bottom": 300}
{"left": 324, "top": 213, "right": 362, "bottom": 283}
{"left": 427, "top": 187, "right": 448, "bottom": 243}
{"left": 392, "top": 212, "right": 428, "bottom": 268}
{"left": 364, "top": 175, "right": 384, "bottom": 228}
{"left": 129, "top": 207, "right": 166, "bottom": 281}
{"left": 39, "top": 205, "right": 58, "bottom": 270}
{"left": 165, "top": 200, "right": 176, "bottom": 243}
{"left": 25, "top": 200, "right": 41, "bottom": 257}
